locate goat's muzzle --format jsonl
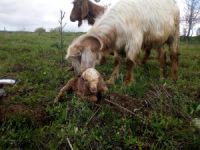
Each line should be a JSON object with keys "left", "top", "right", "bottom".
{"left": 70, "top": 15, "right": 76, "bottom": 22}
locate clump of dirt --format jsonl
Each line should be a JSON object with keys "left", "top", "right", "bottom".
{"left": 0, "top": 104, "right": 51, "bottom": 126}
{"left": 104, "top": 93, "right": 143, "bottom": 112}
{"left": 11, "top": 63, "right": 27, "bottom": 72}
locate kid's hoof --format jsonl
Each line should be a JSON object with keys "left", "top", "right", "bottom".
{"left": 53, "top": 98, "right": 59, "bottom": 104}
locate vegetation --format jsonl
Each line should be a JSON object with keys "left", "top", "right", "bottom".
{"left": 0, "top": 32, "right": 199, "bottom": 149}
{"left": 34, "top": 27, "right": 46, "bottom": 35}
{"left": 49, "top": 27, "right": 61, "bottom": 33}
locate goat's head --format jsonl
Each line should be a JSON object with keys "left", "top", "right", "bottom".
{"left": 81, "top": 68, "right": 108, "bottom": 94}
{"left": 70, "top": 0, "right": 89, "bottom": 27}
{"left": 66, "top": 34, "right": 103, "bottom": 75}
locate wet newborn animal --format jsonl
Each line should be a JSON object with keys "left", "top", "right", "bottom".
{"left": 54, "top": 68, "right": 108, "bottom": 103}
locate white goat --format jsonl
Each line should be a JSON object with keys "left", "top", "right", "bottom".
{"left": 67, "top": 0, "right": 180, "bottom": 85}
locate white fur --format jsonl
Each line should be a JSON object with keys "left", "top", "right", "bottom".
{"left": 81, "top": 68, "right": 100, "bottom": 82}
{"left": 89, "top": 0, "right": 179, "bottom": 62}
{"left": 67, "top": 0, "right": 179, "bottom": 72}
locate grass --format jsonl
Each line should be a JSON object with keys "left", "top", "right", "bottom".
{"left": 0, "top": 32, "right": 200, "bottom": 149}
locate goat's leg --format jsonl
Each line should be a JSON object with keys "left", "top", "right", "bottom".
{"left": 170, "top": 49, "right": 179, "bottom": 81}
{"left": 157, "top": 47, "right": 166, "bottom": 79}
{"left": 54, "top": 79, "right": 74, "bottom": 103}
{"left": 124, "top": 59, "right": 134, "bottom": 86}
{"left": 169, "top": 33, "right": 179, "bottom": 81}
{"left": 106, "top": 52, "right": 121, "bottom": 85}
{"left": 141, "top": 47, "right": 152, "bottom": 65}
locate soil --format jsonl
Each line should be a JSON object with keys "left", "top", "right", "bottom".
{"left": 103, "top": 93, "right": 143, "bottom": 113}
{"left": 0, "top": 103, "right": 51, "bottom": 126}
{"left": 11, "top": 63, "right": 27, "bottom": 72}
{"left": 0, "top": 85, "right": 186, "bottom": 127}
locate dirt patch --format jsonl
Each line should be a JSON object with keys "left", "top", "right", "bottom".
{"left": 95, "top": 85, "right": 191, "bottom": 120}
{"left": 11, "top": 63, "right": 27, "bottom": 72}
{"left": 0, "top": 104, "right": 51, "bottom": 126}
{"left": 103, "top": 93, "right": 143, "bottom": 114}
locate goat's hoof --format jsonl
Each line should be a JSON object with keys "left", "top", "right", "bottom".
{"left": 53, "top": 98, "right": 59, "bottom": 104}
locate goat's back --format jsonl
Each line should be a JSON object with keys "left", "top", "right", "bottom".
{"left": 90, "top": 0, "right": 179, "bottom": 49}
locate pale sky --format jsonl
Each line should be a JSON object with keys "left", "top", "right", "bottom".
{"left": 0, "top": 0, "right": 199, "bottom": 35}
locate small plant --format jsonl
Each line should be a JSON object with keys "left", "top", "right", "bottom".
{"left": 34, "top": 27, "right": 46, "bottom": 35}
{"left": 58, "top": 10, "right": 67, "bottom": 66}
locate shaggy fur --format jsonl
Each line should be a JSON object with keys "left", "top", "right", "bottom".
{"left": 67, "top": 0, "right": 180, "bottom": 84}
{"left": 70, "top": 0, "right": 161, "bottom": 66}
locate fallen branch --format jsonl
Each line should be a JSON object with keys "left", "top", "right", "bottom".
{"left": 104, "top": 99, "right": 146, "bottom": 123}
{"left": 104, "top": 98, "right": 136, "bottom": 115}
{"left": 85, "top": 107, "right": 101, "bottom": 127}
{"left": 67, "top": 137, "right": 73, "bottom": 150}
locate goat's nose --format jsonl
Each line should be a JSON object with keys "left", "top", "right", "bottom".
{"left": 70, "top": 15, "right": 76, "bottom": 22}
{"left": 90, "top": 87, "right": 97, "bottom": 94}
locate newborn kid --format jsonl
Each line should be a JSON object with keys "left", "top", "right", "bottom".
{"left": 54, "top": 68, "right": 108, "bottom": 103}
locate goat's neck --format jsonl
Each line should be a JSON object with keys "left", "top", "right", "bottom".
{"left": 88, "top": 1, "right": 105, "bottom": 19}
{"left": 90, "top": 26, "right": 117, "bottom": 51}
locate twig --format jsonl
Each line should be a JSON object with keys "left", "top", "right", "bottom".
{"left": 133, "top": 107, "right": 143, "bottom": 113}
{"left": 104, "top": 99, "right": 146, "bottom": 123}
{"left": 67, "top": 137, "right": 73, "bottom": 150}
{"left": 104, "top": 99, "right": 136, "bottom": 115}
{"left": 85, "top": 107, "right": 101, "bottom": 127}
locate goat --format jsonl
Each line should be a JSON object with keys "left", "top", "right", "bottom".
{"left": 70, "top": 0, "right": 165, "bottom": 66}
{"left": 70, "top": 0, "right": 105, "bottom": 27}
{"left": 54, "top": 68, "right": 108, "bottom": 103}
{"left": 66, "top": 0, "right": 180, "bottom": 85}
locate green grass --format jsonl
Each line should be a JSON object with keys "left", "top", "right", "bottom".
{"left": 0, "top": 32, "right": 200, "bottom": 149}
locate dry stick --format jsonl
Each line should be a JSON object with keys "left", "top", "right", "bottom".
{"left": 85, "top": 107, "right": 101, "bottom": 127}
{"left": 67, "top": 137, "right": 73, "bottom": 150}
{"left": 104, "top": 99, "right": 146, "bottom": 123}
{"left": 104, "top": 99, "right": 135, "bottom": 115}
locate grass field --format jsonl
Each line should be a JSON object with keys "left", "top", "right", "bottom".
{"left": 0, "top": 32, "right": 200, "bottom": 149}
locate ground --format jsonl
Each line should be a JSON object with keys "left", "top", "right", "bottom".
{"left": 0, "top": 32, "right": 200, "bottom": 149}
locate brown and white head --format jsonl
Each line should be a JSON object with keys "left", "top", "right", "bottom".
{"left": 65, "top": 34, "right": 104, "bottom": 75}
{"left": 70, "top": 0, "right": 89, "bottom": 27}
{"left": 81, "top": 68, "right": 108, "bottom": 94}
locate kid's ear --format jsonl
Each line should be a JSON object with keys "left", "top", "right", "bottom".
{"left": 97, "top": 77, "right": 108, "bottom": 93}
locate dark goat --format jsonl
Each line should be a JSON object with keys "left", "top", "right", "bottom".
{"left": 70, "top": 0, "right": 105, "bottom": 26}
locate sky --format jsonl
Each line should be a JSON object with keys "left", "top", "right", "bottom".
{"left": 0, "top": 0, "right": 199, "bottom": 35}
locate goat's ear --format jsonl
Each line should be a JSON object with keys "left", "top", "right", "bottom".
{"left": 97, "top": 77, "right": 108, "bottom": 93}
{"left": 82, "top": 36, "right": 103, "bottom": 52}
{"left": 81, "top": 0, "right": 89, "bottom": 19}
{"left": 65, "top": 44, "right": 82, "bottom": 60}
